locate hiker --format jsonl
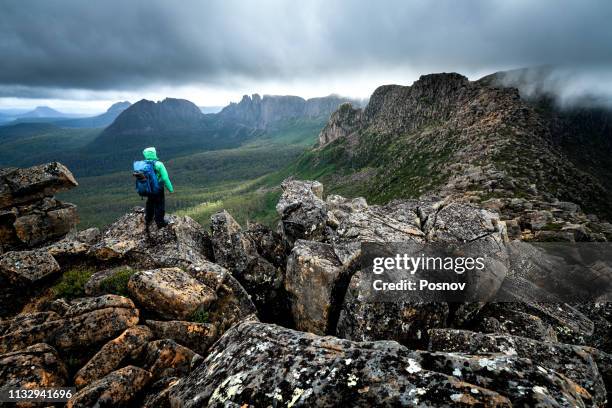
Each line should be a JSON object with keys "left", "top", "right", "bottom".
{"left": 133, "top": 147, "right": 174, "bottom": 231}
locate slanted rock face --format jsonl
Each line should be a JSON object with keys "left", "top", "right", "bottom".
{"left": 428, "top": 328, "right": 608, "bottom": 406}
{"left": 276, "top": 179, "right": 328, "bottom": 246}
{"left": 68, "top": 365, "right": 152, "bottom": 408}
{"left": 210, "top": 210, "right": 286, "bottom": 323}
{"left": 88, "top": 208, "right": 212, "bottom": 268}
{"left": 0, "top": 295, "right": 139, "bottom": 353}
{"left": 0, "top": 249, "right": 60, "bottom": 286}
{"left": 170, "top": 321, "right": 516, "bottom": 407}
{"left": 0, "top": 162, "right": 78, "bottom": 250}
{"left": 285, "top": 240, "right": 357, "bottom": 334}
{"left": 128, "top": 268, "right": 217, "bottom": 320}
{"left": 146, "top": 320, "right": 217, "bottom": 355}
{"left": 0, "top": 343, "right": 67, "bottom": 392}
{"left": 143, "top": 339, "right": 202, "bottom": 381}
{"left": 318, "top": 102, "right": 364, "bottom": 147}
{"left": 74, "top": 325, "right": 153, "bottom": 389}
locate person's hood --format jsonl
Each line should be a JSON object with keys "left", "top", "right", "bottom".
{"left": 143, "top": 147, "right": 159, "bottom": 160}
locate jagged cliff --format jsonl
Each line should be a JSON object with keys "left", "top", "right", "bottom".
{"left": 311, "top": 72, "right": 612, "bottom": 242}
{"left": 218, "top": 93, "right": 359, "bottom": 129}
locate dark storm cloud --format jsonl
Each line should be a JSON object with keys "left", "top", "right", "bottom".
{"left": 1, "top": 0, "right": 612, "bottom": 98}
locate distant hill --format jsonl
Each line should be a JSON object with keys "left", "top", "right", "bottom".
{"left": 217, "top": 94, "right": 360, "bottom": 129}
{"left": 56, "top": 101, "right": 131, "bottom": 128}
{"left": 17, "top": 106, "right": 69, "bottom": 118}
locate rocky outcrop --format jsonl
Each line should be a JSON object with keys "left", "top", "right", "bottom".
{"left": 276, "top": 179, "right": 328, "bottom": 245}
{"left": 88, "top": 208, "right": 213, "bottom": 268}
{"left": 0, "top": 162, "right": 78, "bottom": 251}
{"left": 210, "top": 210, "right": 286, "bottom": 322}
{"left": 318, "top": 102, "right": 364, "bottom": 146}
{"left": 0, "top": 249, "right": 60, "bottom": 286}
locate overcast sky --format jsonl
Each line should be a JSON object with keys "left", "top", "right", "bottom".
{"left": 1, "top": 0, "right": 612, "bottom": 113}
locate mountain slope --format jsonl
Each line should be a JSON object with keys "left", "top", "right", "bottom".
{"left": 55, "top": 101, "right": 131, "bottom": 128}
{"left": 292, "top": 72, "right": 612, "bottom": 229}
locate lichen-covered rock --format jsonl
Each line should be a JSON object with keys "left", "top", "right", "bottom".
{"left": 285, "top": 239, "right": 356, "bottom": 334}
{"left": 184, "top": 261, "right": 258, "bottom": 334}
{"left": 67, "top": 365, "right": 151, "bottom": 408}
{"left": 0, "top": 249, "right": 60, "bottom": 286}
{"left": 0, "top": 295, "right": 139, "bottom": 353}
{"left": 428, "top": 328, "right": 608, "bottom": 406}
{"left": 143, "top": 339, "right": 202, "bottom": 381}
{"left": 0, "top": 162, "right": 79, "bottom": 251}
{"left": 74, "top": 325, "right": 153, "bottom": 388}
{"left": 0, "top": 343, "right": 67, "bottom": 396}
{"left": 169, "top": 320, "right": 512, "bottom": 407}
{"left": 128, "top": 268, "right": 217, "bottom": 320}
{"left": 88, "top": 208, "right": 211, "bottom": 268}
{"left": 210, "top": 210, "right": 285, "bottom": 322}
{"left": 146, "top": 320, "right": 217, "bottom": 355}
{"left": 276, "top": 179, "right": 328, "bottom": 245}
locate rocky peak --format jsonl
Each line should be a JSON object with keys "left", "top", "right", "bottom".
{"left": 219, "top": 93, "right": 358, "bottom": 129}
{"left": 103, "top": 97, "right": 204, "bottom": 135}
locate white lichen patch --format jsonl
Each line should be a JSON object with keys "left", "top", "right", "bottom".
{"left": 406, "top": 358, "right": 422, "bottom": 374}
{"left": 347, "top": 373, "right": 358, "bottom": 387}
{"left": 452, "top": 368, "right": 462, "bottom": 377}
{"left": 533, "top": 386, "right": 548, "bottom": 394}
{"left": 209, "top": 372, "right": 247, "bottom": 404}
{"left": 265, "top": 387, "right": 283, "bottom": 401}
{"left": 478, "top": 358, "right": 497, "bottom": 371}
{"left": 287, "top": 388, "right": 305, "bottom": 407}
{"left": 345, "top": 358, "right": 353, "bottom": 366}
{"left": 450, "top": 394, "right": 464, "bottom": 402}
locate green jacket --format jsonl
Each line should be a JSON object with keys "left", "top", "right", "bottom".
{"left": 142, "top": 147, "right": 174, "bottom": 192}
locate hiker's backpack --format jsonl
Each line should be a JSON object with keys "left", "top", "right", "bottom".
{"left": 133, "top": 160, "right": 162, "bottom": 197}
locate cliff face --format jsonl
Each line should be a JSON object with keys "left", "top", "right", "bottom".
{"left": 219, "top": 94, "right": 358, "bottom": 129}
{"left": 312, "top": 72, "right": 612, "bottom": 241}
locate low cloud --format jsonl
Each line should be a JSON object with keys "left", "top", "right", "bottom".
{"left": 1, "top": 0, "right": 611, "bottom": 103}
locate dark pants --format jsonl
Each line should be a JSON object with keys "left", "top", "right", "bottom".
{"left": 145, "top": 190, "right": 166, "bottom": 227}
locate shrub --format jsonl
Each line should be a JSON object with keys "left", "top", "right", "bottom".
{"left": 52, "top": 267, "right": 95, "bottom": 300}
{"left": 98, "top": 268, "right": 136, "bottom": 297}
{"left": 189, "top": 307, "right": 210, "bottom": 323}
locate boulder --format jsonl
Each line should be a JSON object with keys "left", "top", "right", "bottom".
{"left": 0, "top": 249, "right": 60, "bottom": 286}
{"left": 210, "top": 211, "right": 285, "bottom": 322}
{"left": 0, "top": 162, "right": 77, "bottom": 208}
{"left": 284, "top": 240, "right": 356, "bottom": 334}
{"left": 169, "top": 321, "right": 515, "bottom": 407}
{"left": 128, "top": 268, "right": 217, "bottom": 320}
{"left": 143, "top": 339, "right": 202, "bottom": 381}
{"left": 184, "top": 261, "right": 258, "bottom": 334}
{"left": 74, "top": 325, "right": 153, "bottom": 389}
{"left": 0, "top": 295, "right": 139, "bottom": 353}
{"left": 276, "top": 179, "right": 328, "bottom": 245}
{"left": 428, "top": 329, "right": 608, "bottom": 406}
{"left": 244, "top": 222, "right": 288, "bottom": 268}
{"left": 68, "top": 365, "right": 151, "bottom": 408}
{"left": 146, "top": 320, "right": 217, "bottom": 355}
{"left": 0, "top": 162, "right": 79, "bottom": 250}
{"left": 88, "top": 208, "right": 212, "bottom": 268}
{"left": 0, "top": 343, "right": 67, "bottom": 392}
